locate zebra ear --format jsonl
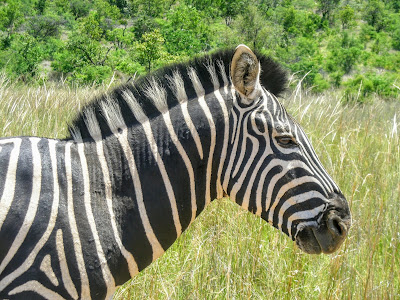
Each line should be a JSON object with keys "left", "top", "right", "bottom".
{"left": 230, "top": 44, "right": 261, "bottom": 101}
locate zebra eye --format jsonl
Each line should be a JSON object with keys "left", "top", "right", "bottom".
{"left": 276, "top": 136, "right": 298, "bottom": 148}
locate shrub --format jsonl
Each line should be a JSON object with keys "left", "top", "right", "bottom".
{"left": 343, "top": 72, "right": 399, "bottom": 103}
{"left": 70, "top": 65, "right": 113, "bottom": 85}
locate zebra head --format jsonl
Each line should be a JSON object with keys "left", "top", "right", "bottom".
{"left": 223, "top": 45, "right": 351, "bottom": 254}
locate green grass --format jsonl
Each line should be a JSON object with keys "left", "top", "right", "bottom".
{"left": 1, "top": 77, "right": 399, "bottom": 299}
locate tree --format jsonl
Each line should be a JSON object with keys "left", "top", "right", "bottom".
{"left": 27, "top": 15, "right": 65, "bottom": 40}
{"left": 137, "top": 29, "right": 165, "bottom": 71}
{"left": 0, "top": 0, "right": 23, "bottom": 48}
{"left": 219, "top": 0, "right": 245, "bottom": 26}
{"left": 393, "top": 28, "right": 400, "bottom": 50}
{"left": 35, "top": 0, "right": 47, "bottom": 15}
{"left": 69, "top": 0, "right": 90, "bottom": 19}
{"left": 339, "top": 5, "right": 355, "bottom": 29}
{"left": 317, "top": 0, "right": 341, "bottom": 24}
{"left": 129, "top": 0, "right": 167, "bottom": 18}
{"left": 363, "top": 0, "right": 386, "bottom": 32}
{"left": 234, "top": 5, "right": 266, "bottom": 51}
{"left": 162, "top": 3, "right": 210, "bottom": 56}
{"left": 6, "top": 33, "right": 43, "bottom": 78}
{"left": 108, "top": 0, "right": 127, "bottom": 12}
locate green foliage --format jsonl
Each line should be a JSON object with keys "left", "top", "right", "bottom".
{"left": 234, "top": 5, "right": 267, "bottom": 51}
{"left": 317, "top": 0, "right": 340, "bottom": 24}
{"left": 35, "top": 0, "right": 47, "bottom": 15}
{"left": 137, "top": 29, "right": 166, "bottom": 71}
{"left": 344, "top": 72, "right": 399, "bottom": 103}
{"left": 0, "top": 0, "right": 23, "bottom": 48}
{"left": 339, "top": 5, "right": 355, "bottom": 29}
{"left": 218, "top": 0, "right": 246, "bottom": 26}
{"left": 130, "top": 0, "right": 167, "bottom": 18}
{"left": 71, "top": 64, "right": 113, "bottom": 85}
{"left": 3, "top": 33, "right": 43, "bottom": 78}
{"left": 393, "top": 28, "right": 400, "bottom": 50}
{"left": 0, "top": 0, "right": 398, "bottom": 97}
{"left": 69, "top": 0, "right": 90, "bottom": 19}
{"left": 363, "top": 0, "right": 386, "bottom": 31}
{"left": 27, "top": 14, "right": 65, "bottom": 40}
{"left": 131, "top": 15, "right": 158, "bottom": 40}
{"left": 162, "top": 3, "right": 210, "bottom": 55}
{"left": 326, "top": 32, "right": 363, "bottom": 74}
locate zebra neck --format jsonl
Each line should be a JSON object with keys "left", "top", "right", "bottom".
{"left": 77, "top": 87, "right": 231, "bottom": 274}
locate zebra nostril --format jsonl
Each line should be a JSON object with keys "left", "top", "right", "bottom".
{"left": 327, "top": 215, "right": 347, "bottom": 237}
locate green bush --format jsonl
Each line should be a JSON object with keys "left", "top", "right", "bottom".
{"left": 393, "top": 28, "right": 400, "bottom": 50}
{"left": 70, "top": 64, "right": 113, "bottom": 85}
{"left": 162, "top": 3, "right": 211, "bottom": 56}
{"left": 343, "top": 72, "right": 399, "bottom": 103}
{"left": 3, "top": 34, "right": 44, "bottom": 79}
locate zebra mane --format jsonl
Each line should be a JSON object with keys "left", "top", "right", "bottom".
{"left": 67, "top": 48, "right": 287, "bottom": 141}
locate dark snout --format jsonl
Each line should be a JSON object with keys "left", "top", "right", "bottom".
{"left": 296, "top": 193, "right": 351, "bottom": 254}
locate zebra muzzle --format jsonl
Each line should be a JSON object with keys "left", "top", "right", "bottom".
{"left": 296, "top": 195, "right": 351, "bottom": 255}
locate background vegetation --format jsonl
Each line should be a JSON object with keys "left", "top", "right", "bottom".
{"left": 0, "top": 0, "right": 399, "bottom": 102}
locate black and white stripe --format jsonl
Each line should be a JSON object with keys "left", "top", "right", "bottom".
{"left": 0, "top": 45, "right": 350, "bottom": 299}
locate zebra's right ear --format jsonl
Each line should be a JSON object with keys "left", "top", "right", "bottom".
{"left": 230, "top": 44, "right": 261, "bottom": 102}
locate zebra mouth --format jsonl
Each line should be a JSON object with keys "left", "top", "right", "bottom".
{"left": 295, "top": 210, "right": 350, "bottom": 254}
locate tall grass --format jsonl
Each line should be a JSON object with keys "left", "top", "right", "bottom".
{"left": 1, "top": 76, "right": 399, "bottom": 299}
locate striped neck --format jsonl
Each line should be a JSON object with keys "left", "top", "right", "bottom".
{"left": 66, "top": 74, "right": 234, "bottom": 286}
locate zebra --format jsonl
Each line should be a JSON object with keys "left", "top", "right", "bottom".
{"left": 0, "top": 45, "right": 351, "bottom": 299}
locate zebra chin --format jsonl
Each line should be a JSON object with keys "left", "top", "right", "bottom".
{"left": 295, "top": 193, "right": 351, "bottom": 254}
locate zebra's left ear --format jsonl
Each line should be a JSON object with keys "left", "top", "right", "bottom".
{"left": 231, "top": 44, "right": 261, "bottom": 102}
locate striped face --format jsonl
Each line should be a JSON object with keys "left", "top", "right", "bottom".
{"left": 224, "top": 45, "right": 351, "bottom": 254}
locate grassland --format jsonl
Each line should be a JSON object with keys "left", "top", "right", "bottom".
{"left": 1, "top": 77, "right": 399, "bottom": 299}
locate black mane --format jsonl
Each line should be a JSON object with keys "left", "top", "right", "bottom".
{"left": 67, "top": 48, "right": 287, "bottom": 141}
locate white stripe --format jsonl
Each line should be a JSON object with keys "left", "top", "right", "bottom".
{"left": 214, "top": 88, "right": 230, "bottom": 199}
{"left": 95, "top": 139, "right": 139, "bottom": 277}
{"left": 8, "top": 280, "right": 65, "bottom": 300}
{"left": 277, "top": 191, "right": 326, "bottom": 232}
{"left": 77, "top": 142, "right": 116, "bottom": 299}
{"left": 167, "top": 68, "right": 203, "bottom": 159}
{"left": 297, "top": 128, "right": 334, "bottom": 192}
{"left": 230, "top": 98, "right": 238, "bottom": 144}
{"left": 267, "top": 175, "right": 321, "bottom": 223}
{"left": 255, "top": 161, "right": 282, "bottom": 216}
{"left": 40, "top": 254, "right": 59, "bottom": 287}
{"left": 181, "top": 101, "right": 204, "bottom": 159}
{"left": 230, "top": 135, "right": 258, "bottom": 206}
{"left": 222, "top": 98, "right": 242, "bottom": 191}
{"left": 222, "top": 98, "right": 257, "bottom": 192}
{"left": 139, "top": 120, "right": 182, "bottom": 236}
{"left": 117, "top": 129, "right": 165, "bottom": 261}
{"left": 0, "top": 138, "right": 22, "bottom": 231}
{"left": 0, "top": 138, "right": 41, "bottom": 281}
{"left": 101, "top": 98, "right": 164, "bottom": 261}
{"left": 216, "top": 59, "right": 229, "bottom": 87}
{"left": 65, "top": 142, "right": 90, "bottom": 299}
{"left": 240, "top": 112, "right": 273, "bottom": 211}
{"left": 255, "top": 159, "right": 309, "bottom": 216}
{"left": 188, "top": 68, "right": 216, "bottom": 205}
{"left": 162, "top": 112, "right": 197, "bottom": 225}
{"left": 241, "top": 111, "right": 272, "bottom": 214}
{"left": 0, "top": 140, "right": 60, "bottom": 292}
{"left": 56, "top": 229, "right": 78, "bottom": 300}
{"left": 197, "top": 95, "right": 216, "bottom": 205}
{"left": 232, "top": 110, "right": 253, "bottom": 177}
